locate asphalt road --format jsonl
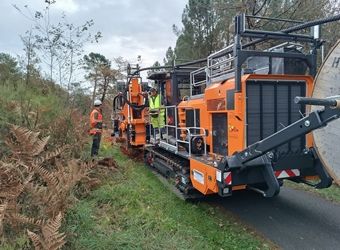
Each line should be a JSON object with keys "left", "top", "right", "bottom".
{"left": 216, "top": 187, "right": 340, "bottom": 250}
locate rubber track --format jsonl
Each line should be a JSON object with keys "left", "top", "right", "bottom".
{"left": 144, "top": 146, "right": 203, "bottom": 200}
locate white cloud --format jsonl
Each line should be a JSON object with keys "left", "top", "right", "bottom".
{"left": 54, "top": 0, "right": 79, "bottom": 13}
{"left": 84, "top": 34, "right": 169, "bottom": 78}
{"left": 0, "top": 0, "right": 186, "bottom": 81}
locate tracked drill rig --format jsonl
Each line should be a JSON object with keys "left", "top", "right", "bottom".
{"left": 112, "top": 64, "right": 149, "bottom": 151}
{"left": 113, "top": 14, "right": 340, "bottom": 199}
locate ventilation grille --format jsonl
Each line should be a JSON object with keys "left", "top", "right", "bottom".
{"left": 246, "top": 80, "right": 306, "bottom": 159}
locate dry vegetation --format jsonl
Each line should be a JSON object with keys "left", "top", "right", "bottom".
{"left": 0, "top": 60, "right": 116, "bottom": 248}
{"left": 0, "top": 124, "right": 100, "bottom": 249}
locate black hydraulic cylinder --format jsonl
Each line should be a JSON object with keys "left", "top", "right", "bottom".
{"left": 295, "top": 96, "right": 339, "bottom": 107}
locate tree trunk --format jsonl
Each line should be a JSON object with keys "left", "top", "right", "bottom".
{"left": 101, "top": 77, "right": 108, "bottom": 102}
{"left": 26, "top": 53, "right": 30, "bottom": 85}
{"left": 92, "top": 77, "right": 98, "bottom": 105}
{"left": 67, "top": 49, "right": 74, "bottom": 101}
{"left": 50, "top": 58, "right": 53, "bottom": 83}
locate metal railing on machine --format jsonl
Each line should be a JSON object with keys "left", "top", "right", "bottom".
{"left": 176, "top": 127, "right": 207, "bottom": 157}
{"left": 148, "top": 105, "right": 207, "bottom": 157}
{"left": 190, "top": 44, "right": 235, "bottom": 97}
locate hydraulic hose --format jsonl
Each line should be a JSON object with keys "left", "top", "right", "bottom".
{"left": 115, "top": 92, "right": 147, "bottom": 111}
{"left": 113, "top": 94, "right": 123, "bottom": 112}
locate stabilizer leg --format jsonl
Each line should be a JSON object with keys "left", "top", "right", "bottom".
{"left": 247, "top": 156, "right": 280, "bottom": 198}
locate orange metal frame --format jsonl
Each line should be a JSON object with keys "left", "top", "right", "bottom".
{"left": 118, "top": 77, "right": 147, "bottom": 146}
{"left": 179, "top": 74, "right": 314, "bottom": 194}
{"left": 116, "top": 73, "right": 315, "bottom": 195}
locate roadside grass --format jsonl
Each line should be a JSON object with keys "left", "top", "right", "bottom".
{"left": 64, "top": 144, "right": 271, "bottom": 250}
{"left": 285, "top": 180, "right": 340, "bottom": 203}
{"left": 0, "top": 234, "right": 30, "bottom": 250}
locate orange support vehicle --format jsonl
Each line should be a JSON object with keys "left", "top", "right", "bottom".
{"left": 113, "top": 14, "right": 340, "bottom": 199}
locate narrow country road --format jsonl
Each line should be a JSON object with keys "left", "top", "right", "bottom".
{"left": 216, "top": 187, "right": 340, "bottom": 250}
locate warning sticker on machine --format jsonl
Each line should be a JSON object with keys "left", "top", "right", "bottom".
{"left": 216, "top": 170, "right": 222, "bottom": 182}
{"left": 193, "top": 170, "right": 204, "bottom": 185}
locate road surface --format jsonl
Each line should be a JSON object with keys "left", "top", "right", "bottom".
{"left": 216, "top": 187, "right": 340, "bottom": 250}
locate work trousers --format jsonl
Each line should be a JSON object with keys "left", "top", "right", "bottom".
{"left": 150, "top": 113, "right": 165, "bottom": 128}
{"left": 91, "top": 133, "right": 102, "bottom": 157}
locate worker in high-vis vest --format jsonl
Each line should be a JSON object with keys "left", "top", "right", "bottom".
{"left": 89, "top": 99, "right": 103, "bottom": 157}
{"left": 149, "top": 88, "right": 165, "bottom": 138}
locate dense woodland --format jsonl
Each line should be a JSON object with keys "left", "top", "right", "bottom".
{"left": 0, "top": 0, "right": 339, "bottom": 249}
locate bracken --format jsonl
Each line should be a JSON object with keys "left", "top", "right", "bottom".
{"left": 0, "top": 124, "right": 96, "bottom": 249}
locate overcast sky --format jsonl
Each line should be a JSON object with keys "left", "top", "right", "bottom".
{"left": 0, "top": 0, "right": 186, "bottom": 79}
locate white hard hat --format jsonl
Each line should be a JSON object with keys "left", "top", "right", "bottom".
{"left": 94, "top": 99, "right": 102, "bottom": 106}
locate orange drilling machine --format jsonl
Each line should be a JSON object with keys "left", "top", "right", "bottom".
{"left": 112, "top": 64, "right": 149, "bottom": 151}
{"left": 112, "top": 14, "right": 340, "bottom": 199}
